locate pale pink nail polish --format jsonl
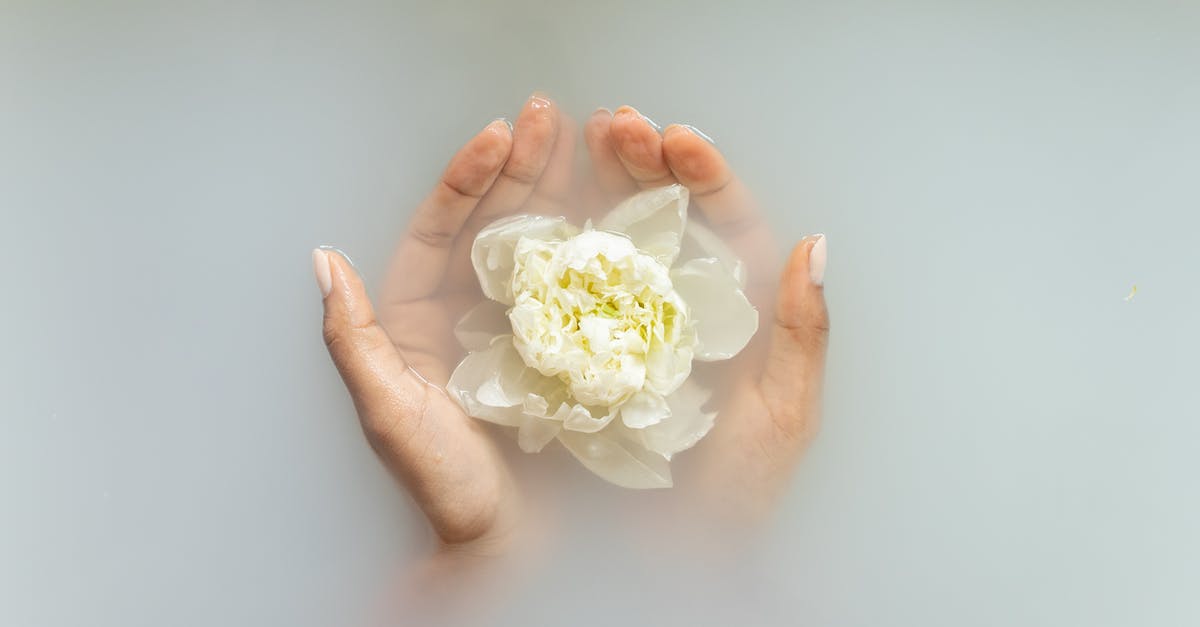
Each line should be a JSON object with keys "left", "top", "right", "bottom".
{"left": 681, "top": 124, "right": 716, "bottom": 145}
{"left": 312, "top": 248, "right": 332, "bottom": 297}
{"left": 639, "top": 113, "right": 662, "bottom": 133}
{"left": 809, "top": 234, "right": 826, "bottom": 286}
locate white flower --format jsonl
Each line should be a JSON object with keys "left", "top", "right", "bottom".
{"left": 447, "top": 185, "right": 758, "bottom": 488}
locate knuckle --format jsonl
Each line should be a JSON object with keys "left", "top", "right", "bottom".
{"left": 440, "top": 177, "right": 484, "bottom": 201}
{"left": 499, "top": 165, "right": 540, "bottom": 186}
{"left": 322, "top": 313, "right": 391, "bottom": 360}
{"left": 774, "top": 316, "right": 830, "bottom": 352}
{"left": 407, "top": 223, "right": 458, "bottom": 248}
{"left": 811, "top": 308, "right": 831, "bottom": 337}
{"left": 322, "top": 318, "right": 343, "bottom": 350}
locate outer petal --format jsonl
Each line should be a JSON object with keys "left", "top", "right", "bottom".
{"left": 454, "top": 299, "right": 511, "bottom": 351}
{"left": 672, "top": 258, "right": 759, "bottom": 361}
{"left": 679, "top": 220, "right": 747, "bottom": 286}
{"left": 597, "top": 184, "right": 688, "bottom": 266}
{"left": 557, "top": 429, "right": 673, "bottom": 489}
{"left": 446, "top": 336, "right": 560, "bottom": 427}
{"left": 636, "top": 379, "right": 715, "bottom": 460}
{"left": 517, "top": 415, "right": 562, "bottom": 453}
{"left": 620, "top": 390, "right": 671, "bottom": 429}
{"left": 471, "top": 215, "right": 578, "bottom": 305}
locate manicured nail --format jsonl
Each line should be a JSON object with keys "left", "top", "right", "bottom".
{"left": 681, "top": 123, "right": 715, "bottom": 145}
{"left": 312, "top": 248, "right": 332, "bottom": 297}
{"left": 639, "top": 112, "right": 662, "bottom": 133}
{"left": 491, "top": 117, "right": 513, "bottom": 133}
{"left": 318, "top": 244, "right": 354, "bottom": 268}
{"left": 808, "top": 234, "right": 827, "bottom": 286}
{"left": 592, "top": 107, "right": 612, "bottom": 117}
{"left": 528, "top": 91, "right": 553, "bottom": 110}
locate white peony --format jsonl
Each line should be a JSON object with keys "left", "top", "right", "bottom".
{"left": 447, "top": 185, "right": 758, "bottom": 488}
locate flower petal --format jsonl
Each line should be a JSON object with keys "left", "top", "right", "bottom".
{"left": 620, "top": 390, "right": 671, "bottom": 429}
{"left": 597, "top": 184, "right": 689, "bottom": 266}
{"left": 672, "top": 258, "right": 759, "bottom": 361}
{"left": 557, "top": 429, "right": 673, "bottom": 489}
{"left": 472, "top": 215, "right": 578, "bottom": 305}
{"left": 562, "top": 404, "right": 618, "bottom": 433}
{"left": 636, "top": 379, "right": 715, "bottom": 459}
{"left": 454, "top": 299, "right": 511, "bottom": 351}
{"left": 517, "top": 415, "right": 561, "bottom": 453}
{"left": 446, "top": 336, "right": 560, "bottom": 427}
{"left": 644, "top": 337, "right": 693, "bottom": 397}
{"left": 679, "top": 220, "right": 747, "bottom": 286}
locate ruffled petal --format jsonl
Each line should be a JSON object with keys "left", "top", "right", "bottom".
{"left": 620, "top": 390, "right": 671, "bottom": 429}
{"left": 678, "top": 220, "right": 747, "bottom": 286}
{"left": 636, "top": 379, "right": 715, "bottom": 459}
{"left": 562, "top": 404, "right": 618, "bottom": 433}
{"left": 597, "top": 184, "right": 689, "bottom": 266}
{"left": 672, "top": 258, "right": 759, "bottom": 361}
{"left": 454, "top": 299, "right": 511, "bottom": 351}
{"left": 446, "top": 336, "right": 560, "bottom": 427}
{"left": 644, "top": 337, "right": 693, "bottom": 397}
{"left": 517, "top": 415, "right": 562, "bottom": 453}
{"left": 471, "top": 215, "right": 578, "bottom": 305}
{"left": 557, "top": 429, "right": 673, "bottom": 489}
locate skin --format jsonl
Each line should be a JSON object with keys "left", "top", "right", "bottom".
{"left": 317, "top": 94, "right": 829, "bottom": 559}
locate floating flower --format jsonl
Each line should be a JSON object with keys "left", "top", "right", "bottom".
{"left": 447, "top": 185, "right": 758, "bottom": 488}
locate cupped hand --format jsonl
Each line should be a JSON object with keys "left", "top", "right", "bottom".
{"left": 315, "top": 96, "right": 830, "bottom": 555}
{"left": 315, "top": 94, "right": 575, "bottom": 552}
{"left": 583, "top": 106, "right": 829, "bottom": 521}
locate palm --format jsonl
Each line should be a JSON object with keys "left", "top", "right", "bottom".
{"left": 365, "top": 96, "right": 576, "bottom": 546}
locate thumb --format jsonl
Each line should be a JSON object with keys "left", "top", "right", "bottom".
{"left": 312, "top": 247, "right": 428, "bottom": 466}
{"left": 758, "top": 235, "right": 829, "bottom": 444}
{"left": 314, "top": 248, "right": 518, "bottom": 547}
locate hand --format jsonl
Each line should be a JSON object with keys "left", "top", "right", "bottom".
{"left": 315, "top": 93, "right": 575, "bottom": 553}
{"left": 315, "top": 96, "right": 830, "bottom": 555}
{"left": 583, "top": 107, "right": 830, "bottom": 522}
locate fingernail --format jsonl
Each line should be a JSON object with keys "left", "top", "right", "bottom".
{"left": 592, "top": 107, "right": 612, "bottom": 117}
{"left": 639, "top": 112, "right": 662, "bottom": 133}
{"left": 312, "top": 248, "right": 332, "bottom": 297}
{"left": 491, "top": 117, "right": 513, "bottom": 133}
{"left": 317, "top": 244, "right": 355, "bottom": 268}
{"left": 528, "top": 91, "right": 553, "bottom": 110}
{"left": 681, "top": 124, "right": 716, "bottom": 145}
{"left": 808, "top": 234, "right": 827, "bottom": 286}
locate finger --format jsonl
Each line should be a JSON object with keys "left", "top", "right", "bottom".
{"left": 609, "top": 105, "right": 676, "bottom": 188}
{"left": 661, "top": 123, "right": 780, "bottom": 283}
{"left": 316, "top": 247, "right": 427, "bottom": 452}
{"left": 758, "top": 235, "right": 829, "bottom": 444}
{"left": 467, "top": 92, "right": 560, "bottom": 227}
{"left": 445, "top": 93, "right": 561, "bottom": 290}
{"left": 661, "top": 123, "right": 760, "bottom": 235}
{"left": 315, "top": 247, "right": 512, "bottom": 544}
{"left": 523, "top": 110, "right": 577, "bottom": 219}
{"left": 584, "top": 107, "right": 638, "bottom": 209}
{"left": 382, "top": 119, "right": 513, "bottom": 304}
